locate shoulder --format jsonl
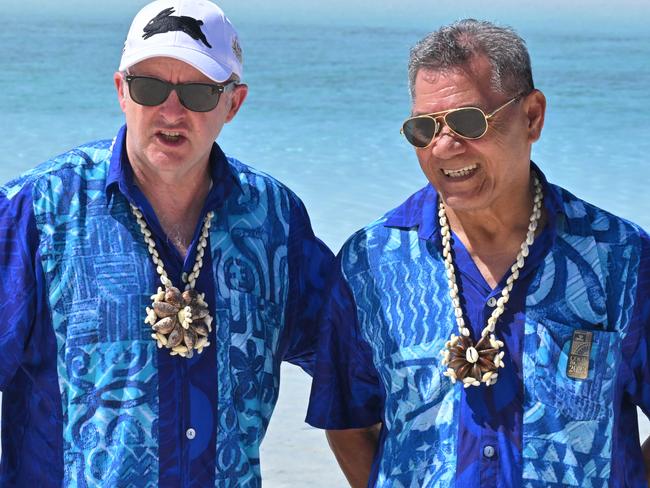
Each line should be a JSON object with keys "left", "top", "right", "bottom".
{"left": 341, "top": 182, "right": 433, "bottom": 252}
{"left": 552, "top": 183, "right": 647, "bottom": 246}
{"left": 225, "top": 156, "right": 305, "bottom": 209}
{"left": 1, "top": 139, "right": 113, "bottom": 203}
{"left": 342, "top": 214, "right": 394, "bottom": 253}
{"left": 338, "top": 203, "right": 422, "bottom": 280}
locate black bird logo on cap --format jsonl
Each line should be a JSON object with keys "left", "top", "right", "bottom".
{"left": 143, "top": 7, "right": 212, "bottom": 48}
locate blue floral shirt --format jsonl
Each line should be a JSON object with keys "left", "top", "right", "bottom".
{"left": 307, "top": 165, "right": 650, "bottom": 487}
{"left": 0, "top": 125, "right": 334, "bottom": 487}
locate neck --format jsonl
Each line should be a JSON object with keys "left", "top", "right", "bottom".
{"left": 445, "top": 180, "right": 534, "bottom": 247}
{"left": 132, "top": 161, "right": 212, "bottom": 256}
{"left": 443, "top": 174, "right": 545, "bottom": 288}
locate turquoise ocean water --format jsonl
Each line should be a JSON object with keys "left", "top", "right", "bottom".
{"left": 2, "top": 2, "right": 649, "bottom": 251}
{"left": 1, "top": 2, "right": 649, "bottom": 486}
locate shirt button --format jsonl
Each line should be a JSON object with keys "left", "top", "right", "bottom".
{"left": 487, "top": 297, "right": 497, "bottom": 308}
{"left": 186, "top": 428, "right": 196, "bottom": 440}
{"left": 483, "top": 445, "right": 496, "bottom": 458}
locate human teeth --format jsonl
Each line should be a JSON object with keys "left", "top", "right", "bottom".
{"left": 442, "top": 164, "right": 478, "bottom": 178}
{"left": 161, "top": 131, "right": 181, "bottom": 138}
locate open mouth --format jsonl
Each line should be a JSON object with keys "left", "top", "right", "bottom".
{"left": 441, "top": 164, "right": 479, "bottom": 179}
{"left": 156, "top": 130, "right": 186, "bottom": 146}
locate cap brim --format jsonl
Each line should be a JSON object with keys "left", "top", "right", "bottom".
{"left": 119, "top": 46, "right": 233, "bottom": 83}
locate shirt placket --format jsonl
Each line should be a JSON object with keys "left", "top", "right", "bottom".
{"left": 154, "top": 239, "right": 192, "bottom": 487}
{"left": 148, "top": 218, "right": 204, "bottom": 487}
{"left": 479, "top": 288, "right": 502, "bottom": 488}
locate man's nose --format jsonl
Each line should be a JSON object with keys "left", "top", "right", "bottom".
{"left": 159, "top": 88, "right": 187, "bottom": 119}
{"left": 429, "top": 126, "right": 466, "bottom": 159}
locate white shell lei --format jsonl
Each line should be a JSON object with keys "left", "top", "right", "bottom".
{"left": 131, "top": 205, "right": 215, "bottom": 359}
{"left": 440, "top": 174, "right": 543, "bottom": 387}
{"left": 106, "top": 136, "right": 215, "bottom": 358}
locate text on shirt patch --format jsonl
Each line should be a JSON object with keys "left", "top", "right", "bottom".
{"left": 566, "top": 329, "right": 593, "bottom": 380}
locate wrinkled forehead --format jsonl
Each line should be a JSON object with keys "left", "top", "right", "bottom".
{"left": 420, "top": 54, "right": 494, "bottom": 86}
{"left": 410, "top": 68, "right": 508, "bottom": 117}
{"left": 413, "top": 57, "right": 498, "bottom": 100}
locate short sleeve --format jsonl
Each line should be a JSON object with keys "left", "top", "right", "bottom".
{"left": 281, "top": 193, "right": 335, "bottom": 375}
{"left": 0, "top": 186, "right": 39, "bottom": 389}
{"left": 306, "top": 256, "right": 383, "bottom": 429}
{"left": 624, "top": 230, "right": 650, "bottom": 412}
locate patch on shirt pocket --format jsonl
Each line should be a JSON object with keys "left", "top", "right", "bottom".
{"left": 533, "top": 320, "right": 618, "bottom": 420}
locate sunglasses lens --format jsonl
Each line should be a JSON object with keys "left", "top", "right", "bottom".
{"left": 402, "top": 117, "right": 438, "bottom": 147}
{"left": 177, "top": 84, "right": 222, "bottom": 112}
{"left": 128, "top": 77, "right": 170, "bottom": 106}
{"left": 127, "top": 76, "right": 224, "bottom": 112}
{"left": 445, "top": 108, "right": 487, "bottom": 139}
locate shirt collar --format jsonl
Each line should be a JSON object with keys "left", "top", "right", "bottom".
{"left": 384, "top": 161, "right": 564, "bottom": 242}
{"left": 105, "top": 124, "right": 241, "bottom": 210}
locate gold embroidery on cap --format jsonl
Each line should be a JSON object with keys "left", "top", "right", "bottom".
{"left": 232, "top": 36, "right": 243, "bottom": 63}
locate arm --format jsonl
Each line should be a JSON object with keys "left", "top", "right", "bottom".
{"left": 626, "top": 231, "right": 650, "bottom": 486}
{"left": 641, "top": 437, "right": 650, "bottom": 486}
{"left": 327, "top": 424, "right": 381, "bottom": 488}
{"left": 306, "top": 250, "right": 384, "bottom": 483}
{"left": 282, "top": 192, "right": 335, "bottom": 374}
{"left": 0, "top": 187, "right": 39, "bottom": 389}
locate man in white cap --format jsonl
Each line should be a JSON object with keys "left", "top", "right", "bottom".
{"left": 0, "top": 1, "right": 333, "bottom": 486}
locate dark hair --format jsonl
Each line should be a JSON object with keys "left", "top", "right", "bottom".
{"left": 408, "top": 19, "right": 534, "bottom": 99}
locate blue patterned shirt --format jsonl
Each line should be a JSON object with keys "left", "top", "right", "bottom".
{"left": 0, "top": 125, "right": 333, "bottom": 487}
{"left": 307, "top": 165, "right": 650, "bottom": 487}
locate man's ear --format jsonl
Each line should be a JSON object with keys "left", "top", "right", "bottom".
{"left": 114, "top": 72, "right": 128, "bottom": 113}
{"left": 224, "top": 84, "right": 248, "bottom": 123}
{"left": 523, "top": 89, "right": 546, "bottom": 143}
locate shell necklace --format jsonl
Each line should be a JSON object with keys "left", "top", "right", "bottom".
{"left": 106, "top": 136, "right": 214, "bottom": 358}
{"left": 440, "top": 174, "right": 543, "bottom": 388}
{"left": 131, "top": 204, "right": 215, "bottom": 359}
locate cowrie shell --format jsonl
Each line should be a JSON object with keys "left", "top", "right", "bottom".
{"left": 466, "top": 347, "right": 479, "bottom": 364}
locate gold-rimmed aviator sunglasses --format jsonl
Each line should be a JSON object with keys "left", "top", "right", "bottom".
{"left": 400, "top": 95, "right": 523, "bottom": 148}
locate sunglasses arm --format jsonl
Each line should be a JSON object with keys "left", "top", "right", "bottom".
{"left": 486, "top": 95, "right": 521, "bottom": 119}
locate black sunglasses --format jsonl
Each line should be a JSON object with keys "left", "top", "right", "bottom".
{"left": 124, "top": 75, "right": 236, "bottom": 112}
{"left": 401, "top": 95, "right": 523, "bottom": 148}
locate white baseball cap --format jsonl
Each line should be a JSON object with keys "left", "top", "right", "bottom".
{"left": 119, "top": 0, "right": 243, "bottom": 82}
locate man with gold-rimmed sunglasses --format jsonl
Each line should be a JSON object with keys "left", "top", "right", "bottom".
{"left": 400, "top": 94, "right": 522, "bottom": 146}
{"left": 307, "top": 18, "right": 650, "bottom": 487}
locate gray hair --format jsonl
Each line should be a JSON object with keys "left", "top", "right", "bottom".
{"left": 407, "top": 19, "right": 534, "bottom": 100}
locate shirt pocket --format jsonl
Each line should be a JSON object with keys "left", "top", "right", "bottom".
{"left": 377, "top": 342, "right": 455, "bottom": 477}
{"left": 227, "top": 290, "right": 284, "bottom": 415}
{"left": 381, "top": 343, "right": 448, "bottom": 424}
{"left": 532, "top": 319, "right": 618, "bottom": 421}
